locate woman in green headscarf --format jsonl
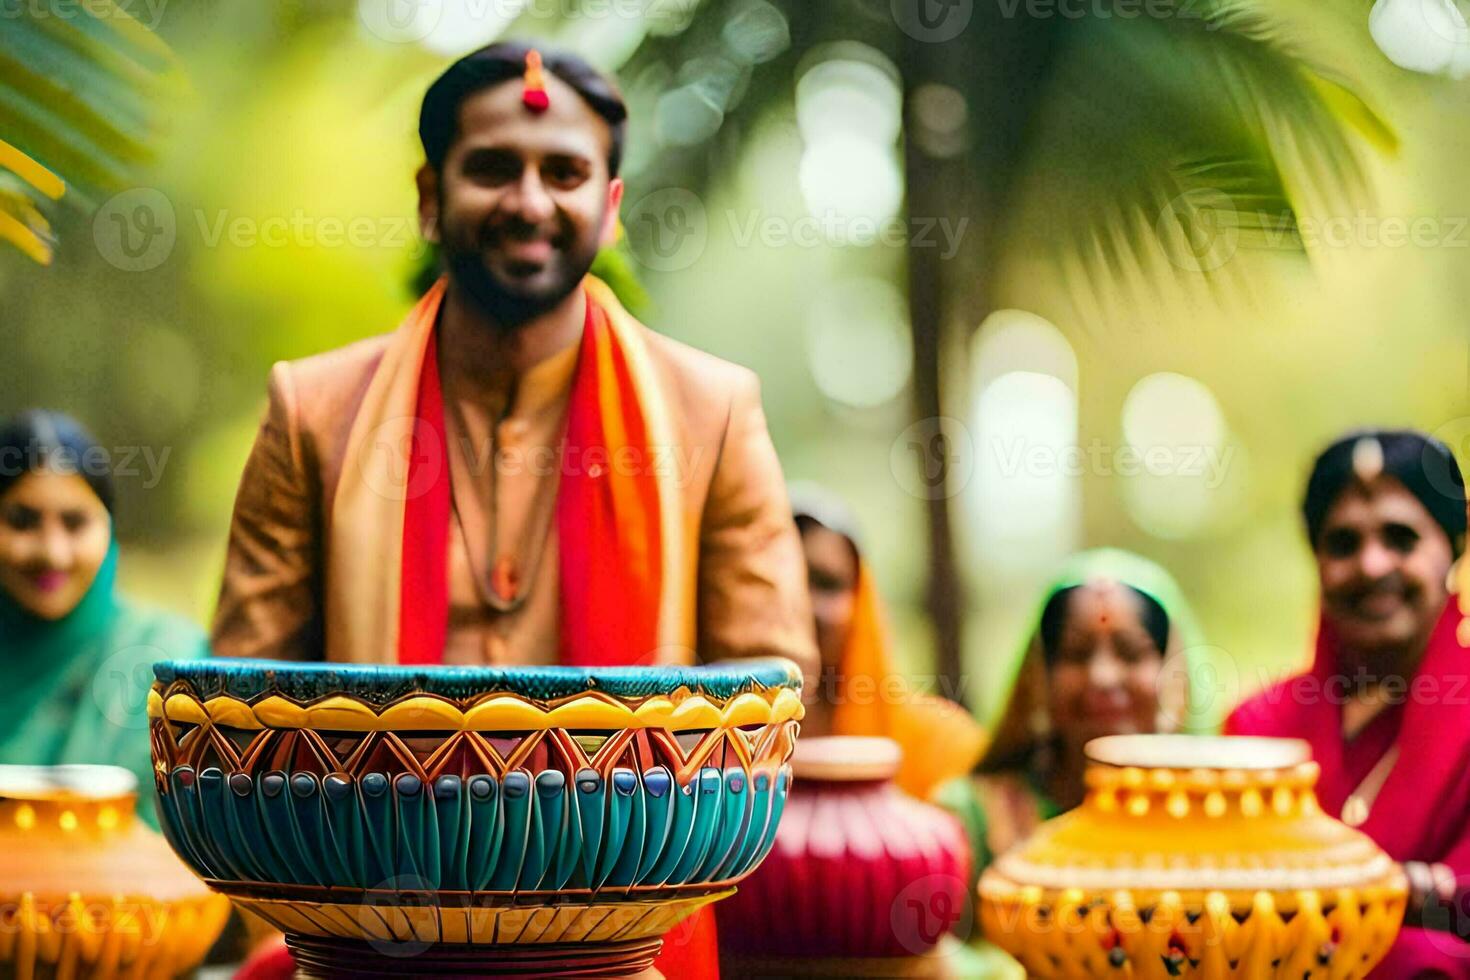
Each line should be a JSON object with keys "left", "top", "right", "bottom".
{"left": 0, "top": 410, "right": 207, "bottom": 824}
{"left": 935, "top": 549, "right": 1212, "bottom": 950}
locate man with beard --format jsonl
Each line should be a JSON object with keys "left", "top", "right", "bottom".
{"left": 1227, "top": 429, "right": 1470, "bottom": 977}
{"left": 211, "top": 43, "right": 817, "bottom": 689}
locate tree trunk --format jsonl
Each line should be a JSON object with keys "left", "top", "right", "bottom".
{"left": 898, "top": 21, "right": 970, "bottom": 704}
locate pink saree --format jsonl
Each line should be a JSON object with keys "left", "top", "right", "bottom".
{"left": 1227, "top": 599, "right": 1470, "bottom": 978}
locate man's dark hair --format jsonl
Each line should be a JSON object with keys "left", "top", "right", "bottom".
{"left": 419, "top": 41, "right": 628, "bottom": 176}
{"left": 1303, "top": 428, "right": 1467, "bottom": 558}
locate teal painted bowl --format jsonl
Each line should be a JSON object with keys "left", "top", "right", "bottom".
{"left": 147, "top": 658, "right": 803, "bottom": 956}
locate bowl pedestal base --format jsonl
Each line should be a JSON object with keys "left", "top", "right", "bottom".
{"left": 286, "top": 934, "right": 664, "bottom": 978}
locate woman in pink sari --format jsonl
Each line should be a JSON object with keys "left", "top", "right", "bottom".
{"left": 1227, "top": 429, "right": 1470, "bottom": 978}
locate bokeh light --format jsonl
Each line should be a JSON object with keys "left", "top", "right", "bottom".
{"left": 971, "top": 309, "right": 1079, "bottom": 392}
{"left": 722, "top": 1, "right": 790, "bottom": 64}
{"left": 655, "top": 86, "right": 725, "bottom": 146}
{"left": 910, "top": 83, "right": 968, "bottom": 159}
{"left": 797, "top": 136, "right": 903, "bottom": 226}
{"left": 795, "top": 52, "right": 903, "bottom": 146}
{"left": 805, "top": 277, "right": 913, "bottom": 408}
{"left": 969, "top": 310, "right": 1081, "bottom": 571}
{"left": 1368, "top": 0, "right": 1470, "bottom": 77}
{"left": 794, "top": 44, "right": 904, "bottom": 228}
{"left": 972, "top": 372, "right": 1082, "bottom": 545}
{"left": 1119, "top": 372, "right": 1232, "bottom": 539}
{"left": 419, "top": 1, "right": 523, "bottom": 56}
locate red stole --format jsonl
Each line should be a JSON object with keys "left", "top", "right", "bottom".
{"left": 394, "top": 285, "right": 685, "bottom": 667}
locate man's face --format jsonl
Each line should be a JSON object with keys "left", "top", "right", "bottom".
{"left": 1316, "top": 477, "right": 1454, "bottom": 667}
{"left": 419, "top": 72, "right": 622, "bottom": 328}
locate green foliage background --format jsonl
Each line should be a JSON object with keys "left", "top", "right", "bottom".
{"left": 1, "top": 0, "right": 1466, "bottom": 724}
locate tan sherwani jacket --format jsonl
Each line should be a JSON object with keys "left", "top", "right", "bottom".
{"left": 211, "top": 305, "right": 817, "bottom": 681}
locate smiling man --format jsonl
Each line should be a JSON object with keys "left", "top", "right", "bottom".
{"left": 211, "top": 43, "right": 816, "bottom": 688}
{"left": 1227, "top": 429, "right": 1470, "bottom": 976}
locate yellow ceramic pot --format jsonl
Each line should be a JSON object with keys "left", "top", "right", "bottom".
{"left": 0, "top": 765, "right": 230, "bottom": 980}
{"left": 979, "top": 735, "right": 1407, "bottom": 979}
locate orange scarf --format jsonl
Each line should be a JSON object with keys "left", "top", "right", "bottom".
{"left": 831, "top": 561, "right": 987, "bottom": 798}
{"left": 325, "top": 276, "right": 695, "bottom": 665}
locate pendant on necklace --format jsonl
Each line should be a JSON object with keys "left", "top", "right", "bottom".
{"left": 492, "top": 555, "right": 521, "bottom": 603}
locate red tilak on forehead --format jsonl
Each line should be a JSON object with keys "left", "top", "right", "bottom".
{"left": 523, "top": 49, "right": 550, "bottom": 113}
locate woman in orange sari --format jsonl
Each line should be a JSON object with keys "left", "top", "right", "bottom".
{"left": 792, "top": 485, "right": 985, "bottom": 798}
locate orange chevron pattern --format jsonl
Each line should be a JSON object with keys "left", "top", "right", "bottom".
{"left": 152, "top": 690, "right": 798, "bottom": 793}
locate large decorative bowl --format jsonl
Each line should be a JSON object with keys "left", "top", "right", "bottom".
{"left": 979, "top": 735, "right": 1407, "bottom": 979}
{"left": 147, "top": 658, "right": 803, "bottom": 977}
{"left": 0, "top": 764, "right": 230, "bottom": 979}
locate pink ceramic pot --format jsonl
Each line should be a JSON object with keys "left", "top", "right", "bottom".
{"left": 719, "top": 736, "right": 971, "bottom": 974}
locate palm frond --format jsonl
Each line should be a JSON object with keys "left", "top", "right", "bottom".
{"left": 0, "top": 171, "right": 56, "bottom": 264}
{"left": 1005, "top": 0, "right": 1394, "bottom": 307}
{"left": 0, "top": 0, "right": 183, "bottom": 263}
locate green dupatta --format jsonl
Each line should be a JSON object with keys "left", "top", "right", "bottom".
{"left": 934, "top": 549, "right": 1211, "bottom": 963}
{"left": 0, "top": 540, "right": 208, "bottom": 824}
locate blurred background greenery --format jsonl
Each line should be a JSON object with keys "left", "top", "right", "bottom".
{"left": 2, "top": 0, "right": 1467, "bottom": 728}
